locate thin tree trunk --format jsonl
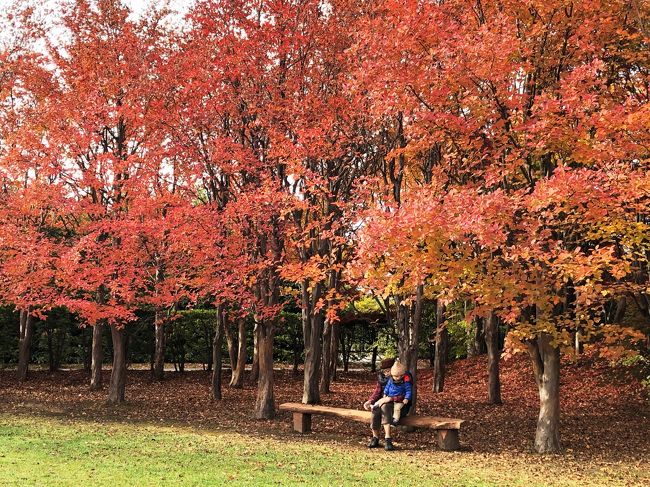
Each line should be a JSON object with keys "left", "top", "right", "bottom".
{"left": 254, "top": 320, "right": 275, "bottom": 419}
{"left": 211, "top": 306, "right": 225, "bottom": 400}
{"left": 397, "top": 285, "right": 423, "bottom": 413}
{"left": 153, "top": 311, "right": 165, "bottom": 381}
{"left": 371, "top": 345, "right": 378, "bottom": 372}
{"left": 320, "top": 320, "right": 333, "bottom": 394}
{"left": 329, "top": 322, "right": 339, "bottom": 382}
{"left": 433, "top": 300, "right": 448, "bottom": 393}
{"left": 17, "top": 310, "right": 34, "bottom": 382}
{"left": 468, "top": 316, "right": 486, "bottom": 357}
{"left": 230, "top": 317, "right": 246, "bottom": 388}
{"left": 90, "top": 323, "right": 103, "bottom": 389}
{"left": 574, "top": 330, "right": 583, "bottom": 355}
{"left": 527, "top": 332, "right": 561, "bottom": 453}
{"left": 250, "top": 321, "right": 259, "bottom": 382}
{"left": 91, "top": 286, "right": 106, "bottom": 390}
{"left": 292, "top": 322, "right": 300, "bottom": 377}
{"left": 47, "top": 325, "right": 54, "bottom": 372}
{"left": 83, "top": 327, "right": 92, "bottom": 372}
{"left": 485, "top": 311, "right": 502, "bottom": 405}
{"left": 224, "top": 315, "right": 237, "bottom": 374}
{"left": 107, "top": 325, "right": 126, "bottom": 404}
{"left": 53, "top": 327, "right": 65, "bottom": 372}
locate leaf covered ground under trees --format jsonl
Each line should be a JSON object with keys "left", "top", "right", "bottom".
{"left": 1, "top": 353, "right": 649, "bottom": 485}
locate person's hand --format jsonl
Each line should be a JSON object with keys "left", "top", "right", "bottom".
{"left": 363, "top": 401, "right": 372, "bottom": 410}
{"left": 402, "top": 399, "right": 409, "bottom": 404}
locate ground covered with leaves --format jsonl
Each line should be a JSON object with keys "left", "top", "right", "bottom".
{"left": 1, "top": 353, "right": 649, "bottom": 486}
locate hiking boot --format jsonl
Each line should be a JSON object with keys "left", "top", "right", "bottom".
{"left": 367, "top": 437, "right": 380, "bottom": 448}
{"left": 384, "top": 438, "right": 394, "bottom": 451}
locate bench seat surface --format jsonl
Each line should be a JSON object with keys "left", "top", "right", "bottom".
{"left": 279, "top": 402, "right": 463, "bottom": 430}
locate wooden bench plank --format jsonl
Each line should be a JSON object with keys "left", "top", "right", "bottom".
{"left": 279, "top": 402, "right": 463, "bottom": 430}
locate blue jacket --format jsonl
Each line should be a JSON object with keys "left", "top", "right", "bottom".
{"left": 383, "top": 375, "right": 412, "bottom": 401}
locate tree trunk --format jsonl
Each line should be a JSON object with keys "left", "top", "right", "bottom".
{"left": 329, "top": 322, "right": 340, "bottom": 382}
{"left": 574, "top": 330, "right": 583, "bottom": 355}
{"left": 433, "top": 301, "right": 448, "bottom": 393}
{"left": 230, "top": 317, "right": 246, "bottom": 388}
{"left": 302, "top": 281, "right": 324, "bottom": 404}
{"left": 371, "top": 345, "right": 378, "bottom": 372}
{"left": 17, "top": 310, "right": 34, "bottom": 382}
{"left": 53, "top": 326, "right": 65, "bottom": 372}
{"left": 292, "top": 323, "right": 301, "bottom": 377}
{"left": 211, "top": 306, "right": 225, "bottom": 400}
{"left": 224, "top": 315, "right": 237, "bottom": 374}
{"left": 527, "top": 332, "right": 561, "bottom": 453}
{"left": 320, "top": 320, "right": 333, "bottom": 394}
{"left": 47, "top": 325, "right": 54, "bottom": 373}
{"left": 485, "top": 311, "right": 502, "bottom": 405}
{"left": 254, "top": 320, "right": 275, "bottom": 419}
{"left": 90, "top": 323, "right": 103, "bottom": 388}
{"left": 396, "top": 285, "right": 423, "bottom": 412}
{"left": 250, "top": 321, "right": 259, "bottom": 382}
{"left": 83, "top": 327, "right": 92, "bottom": 372}
{"left": 153, "top": 311, "right": 165, "bottom": 381}
{"left": 468, "top": 316, "right": 486, "bottom": 357}
{"left": 107, "top": 325, "right": 127, "bottom": 404}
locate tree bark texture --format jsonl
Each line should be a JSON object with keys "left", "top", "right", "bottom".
{"left": 433, "top": 301, "right": 448, "bottom": 393}
{"left": 90, "top": 323, "right": 103, "bottom": 389}
{"left": 329, "top": 322, "right": 340, "bottom": 382}
{"left": 153, "top": 311, "right": 165, "bottom": 381}
{"left": 527, "top": 332, "right": 561, "bottom": 453}
{"left": 17, "top": 310, "right": 34, "bottom": 382}
{"left": 320, "top": 320, "right": 333, "bottom": 394}
{"left": 485, "top": 311, "right": 502, "bottom": 405}
{"left": 107, "top": 325, "right": 127, "bottom": 404}
{"left": 230, "top": 317, "right": 247, "bottom": 388}
{"left": 211, "top": 306, "right": 225, "bottom": 400}
{"left": 250, "top": 321, "right": 259, "bottom": 382}
{"left": 468, "top": 316, "right": 486, "bottom": 357}
{"left": 302, "top": 281, "right": 324, "bottom": 404}
{"left": 396, "top": 285, "right": 423, "bottom": 413}
{"left": 91, "top": 287, "right": 107, "bottom": 390}
{"left": 224, "top": 316, "right": 237, "bottom": 373}
{"left": 254, "top": 320, "right": 275, "bottom": 419}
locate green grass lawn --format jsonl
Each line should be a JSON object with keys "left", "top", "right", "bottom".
{"left": 0, "top": 414, "right": 647, "bottom": 486}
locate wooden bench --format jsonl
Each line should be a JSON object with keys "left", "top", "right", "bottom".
{"left": 279, "top": 402, "right": 464, "bottom": 451}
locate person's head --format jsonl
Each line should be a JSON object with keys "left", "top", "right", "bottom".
{"left": 390, "top": 362, "right": 407, "bottom": 382}
{"left": 379, "top": 357, "right": 396, "bottom": 374}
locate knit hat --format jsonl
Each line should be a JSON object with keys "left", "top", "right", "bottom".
{"left": 390, "top": 361, "right": 407, "bottom": 377}
{"left": 379, "top": 357, "right": 396, "bottom": 370}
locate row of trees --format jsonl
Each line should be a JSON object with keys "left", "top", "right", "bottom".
{"left": 1, "top": 0, "right": 648, "bottom": 453}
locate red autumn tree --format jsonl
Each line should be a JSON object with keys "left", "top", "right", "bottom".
{"left": 350, "top": 0, "right": 650, "bottom": 452}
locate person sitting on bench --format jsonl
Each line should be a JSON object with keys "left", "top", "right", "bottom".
{"left": 374, "top": 361, "right": 412, "bottom": 425}
{"left": 363, "top": 358, "right": 413, "bottom": 451}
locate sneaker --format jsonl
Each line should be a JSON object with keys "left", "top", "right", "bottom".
{"left": 391, "top": 418, "right": 401, "bottom": 426}
{"left": 384, "top": 438, "right": 394, "bottom": 451}
{"left": 367, "top": 437, "right": 380, "bottom": 448}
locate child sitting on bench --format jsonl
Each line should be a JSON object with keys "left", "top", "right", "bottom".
{"left": 372, "top": 361, "right": 412, "bottom": 425}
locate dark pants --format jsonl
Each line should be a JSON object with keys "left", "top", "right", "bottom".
{"left": 371, "top": 401, "right": 412, "bottom": 430}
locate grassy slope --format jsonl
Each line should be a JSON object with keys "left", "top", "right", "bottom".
{"left": 1, "top": 414, "right": 647, "bottom": 487}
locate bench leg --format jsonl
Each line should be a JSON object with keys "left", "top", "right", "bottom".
{"left": 435, "top": 429, "right": 460, "bottom": 451}
{"left": 293, "top": 412, "right": 312, "bottom": 433}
